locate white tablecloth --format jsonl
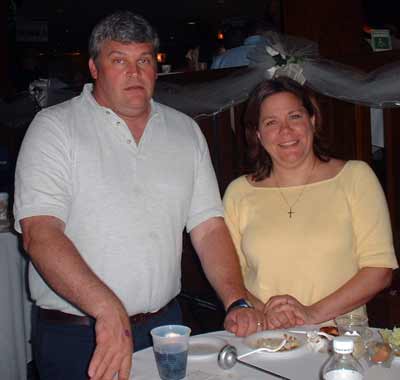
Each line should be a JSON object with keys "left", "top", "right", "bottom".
{"left": 131, "top": 330, "right": 400, "bottom": 380}
{"left": 0, "top": 231, "right": 32, "bottom": 380}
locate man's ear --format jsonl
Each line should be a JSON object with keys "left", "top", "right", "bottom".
{"left": 88, "top": 58, "right": 98, "bottom": 80}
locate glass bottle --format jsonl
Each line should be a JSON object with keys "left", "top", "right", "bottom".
{"left": 322, "top": 336, "right": 364, "bottom": 380}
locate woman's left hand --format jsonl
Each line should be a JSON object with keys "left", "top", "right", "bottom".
{"left": 263, "top": 295, "right": 318, "bottom": 329}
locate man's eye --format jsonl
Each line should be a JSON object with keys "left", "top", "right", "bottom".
{"left": 112, "top": 58, "right": 125, "bottom": 64}
{"left": 138, "top": 58, "right": 151, "bottom": 64}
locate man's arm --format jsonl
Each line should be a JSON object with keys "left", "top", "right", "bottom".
{"left": 190, "top": 217, "right": 265, "bottom": 336}
{"left": 21, "top": 215, "right": 132, "bottom": 380}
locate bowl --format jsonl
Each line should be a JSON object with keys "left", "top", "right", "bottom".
{"left": 366, "top": 340, "right": 393, "bottom": 367}
{"left": 380, "top": 328, "right": 400, "bottom": 359}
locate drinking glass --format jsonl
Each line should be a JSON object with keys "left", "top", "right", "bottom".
{"left": 151, "top": 325, "right": 191, "bottom": 380}
{"left": 335, "top": 314, "right": 370, "bottom": 358}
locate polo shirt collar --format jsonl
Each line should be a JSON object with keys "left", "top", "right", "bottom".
{"left": 82, "top": 83, "right": 159, "bottom": 121}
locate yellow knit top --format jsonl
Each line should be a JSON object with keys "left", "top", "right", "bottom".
{"left": 223, "top": 161, "right": 398, "bottom": 315}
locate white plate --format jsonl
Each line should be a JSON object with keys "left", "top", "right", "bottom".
{"left": 243, "top": 330, "right": 308, "bottom": 359}
{"left": 188, "top": 336, "right": 227, "bottom": 360}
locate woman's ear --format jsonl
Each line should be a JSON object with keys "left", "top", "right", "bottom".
{"left": 310, "top": 115, "right": 316, "bottom": 131}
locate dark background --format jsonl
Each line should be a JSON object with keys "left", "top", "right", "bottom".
{"left": 6, "top": 0, "right": 400, "bottom": 87}
{"left": 7, "top": 0, "right": 279, "bottom": 87}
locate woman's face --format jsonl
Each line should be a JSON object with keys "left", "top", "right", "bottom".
{"left": 257, "top": 91, "right": 315, "bottom": 170}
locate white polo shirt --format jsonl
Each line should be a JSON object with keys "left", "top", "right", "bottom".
{"left": 14, "top": 84, "right": 223, "bottom": 316}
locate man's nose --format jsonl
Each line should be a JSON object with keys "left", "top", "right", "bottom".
{"left": 126, "top": 63, "right": 138, "bottom": 78}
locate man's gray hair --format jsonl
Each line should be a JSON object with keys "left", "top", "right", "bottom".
{"left": 89, "top": 11, "right": 159, "bottom": 60}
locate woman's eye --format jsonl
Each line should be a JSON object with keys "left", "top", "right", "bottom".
{"left": 289, "top": 113, "right": 303, "bottom": 120}
{"left": 265, "top": 120, "right": 277, "bottom": 127}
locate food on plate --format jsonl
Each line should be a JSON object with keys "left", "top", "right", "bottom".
{"left": 369, "top": 342, "right": 392, "bottom": 363}
{"left": 380, "top": 327, "right": 400, "bottom": 356}
{"left": 320, "top": 326, "right": 339, "bottom": 337}
{"left": 255, "top": 334, "right": 300, "bottom": 352}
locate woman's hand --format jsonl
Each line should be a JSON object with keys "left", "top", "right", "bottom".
{"left": 262, "top": 268, "right": 393, "bottom": 330}
{"left": 263, "top": 295, "right": 318, "bottom": 330}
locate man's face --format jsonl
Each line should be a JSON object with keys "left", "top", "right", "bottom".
{"left": 89, "top": 40, "right": 157, "bottom": 121}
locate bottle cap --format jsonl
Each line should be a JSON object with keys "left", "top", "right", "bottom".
{"left": 333, "top": 336, "right": 354, "bottom": 354}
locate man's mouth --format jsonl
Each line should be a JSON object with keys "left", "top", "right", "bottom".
{"left": 124, "top": 85, "right": 144, "bottom": 91}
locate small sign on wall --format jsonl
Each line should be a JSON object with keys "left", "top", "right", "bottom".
{"left": 371, "top": 29, "right": 392, "bottom": 51}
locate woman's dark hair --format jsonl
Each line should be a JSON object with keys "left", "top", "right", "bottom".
{"left": 244, "top": 76, "right": 330, "bottom": 181}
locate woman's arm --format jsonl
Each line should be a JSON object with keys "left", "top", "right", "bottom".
{"left": 264, "top": 266, "right": 392, "bottom": 328}
{"left": 304, "top": 266, "right": 392, "bottom": 323}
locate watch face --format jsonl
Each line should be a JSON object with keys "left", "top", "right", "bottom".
{"left": 227, "top": 298, "right": 254, "bottom": 314}
{"left": 239, "top": 299, "right": 253, "bottom": 308}
{"left": 239, "top": 300, "right": 251, "bottom": 308}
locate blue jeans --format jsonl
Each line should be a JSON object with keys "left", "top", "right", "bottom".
{"left": 32, "top": 300, "right": 182, "bottom": 380}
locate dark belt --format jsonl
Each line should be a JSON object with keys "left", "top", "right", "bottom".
{"left": 38, "top": 299, "right": 175, "bottom": 326}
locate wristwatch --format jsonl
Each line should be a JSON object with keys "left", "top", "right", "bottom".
{"left": 226, "top": 298, "right": 254, "bottom": 314}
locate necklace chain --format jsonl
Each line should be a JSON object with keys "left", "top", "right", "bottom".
{"left": 273, "top": 160, "right": 317, "bottom": 218}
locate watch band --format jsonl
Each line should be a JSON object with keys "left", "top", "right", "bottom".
{"left": 226, "top": 298, "right": 254, "bottom": 314}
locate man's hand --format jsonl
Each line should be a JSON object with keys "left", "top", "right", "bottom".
{"left": 88, "top": 306, "right": 133, "bottom": 380}
{"left": 21, "top": 216, "right": 134, "bottom": 380}
{"left": 263, "top": 295, "right": 317, "bottom": 330}
{"left": 224, "top": 307, "right": 266, "bottom": 336}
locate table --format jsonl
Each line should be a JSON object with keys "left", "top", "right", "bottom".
{"left": 0, "top": 231, "right": 32, "bottom": 380}
{"left": 131, "top": 330, "right": 400, "bottom": 380}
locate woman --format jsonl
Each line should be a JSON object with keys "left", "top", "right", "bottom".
{"left": 223, "top": 77, "right": 398, "bottom": 329}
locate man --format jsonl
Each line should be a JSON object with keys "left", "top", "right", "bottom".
{"left": 14, "top": 11, "right": 264, "bottom": 380}
{"left": 211, "top": 19, "right": 272, "bottom": 69}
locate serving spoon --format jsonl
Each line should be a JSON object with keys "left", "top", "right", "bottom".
{"left": 237, "top": 337, "right": 287, "bottom": 359}
{"left": 218, "top": 345, "right": 292, "bottom": 380}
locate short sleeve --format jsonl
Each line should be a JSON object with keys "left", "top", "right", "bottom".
{"left": 348, "top": 161, "right": 398, "bottom": 269}
{"left": 185, "top": 122, "right": 223, "bottom": 232}
{"left": 13, "top": 110, "right": 73, "bottom": 233}
{"left": 223, "top": 179, "right": 249, "bottom": 272}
